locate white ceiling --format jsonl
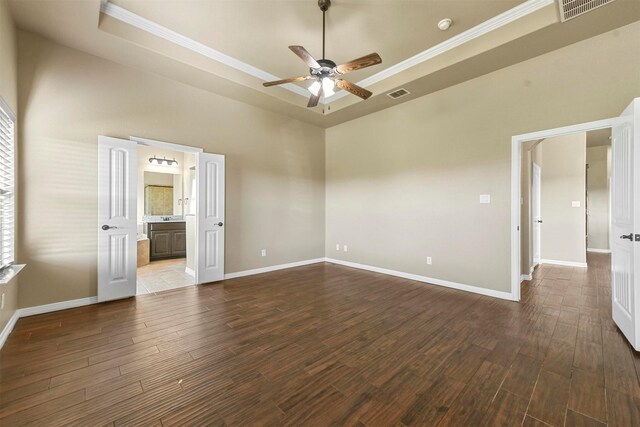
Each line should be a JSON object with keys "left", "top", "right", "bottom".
{"left": 8, "top": 0, "right": 640, "bottom": 127}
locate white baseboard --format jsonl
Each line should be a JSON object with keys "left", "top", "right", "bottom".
{"left": 185, "top": 267, "right": 195, "bottom": 277}
{"left": 18, "top": 296, "right": 99, "bottom": 318}
{"left": 520, "top": 274, "right": 532, "bottom": 281}
{"left": 540, "top": 259, "right": 588, "bottom": 268}
{"left": 0, "top": 296, "right": 99, "bottom": 350}
{"left": 587, "top": 248, "right": 611, "bottom": 254}
{"left": 224, "top": 258, "right": 326, "bottom": 280}
{"left": 325, "top": 258, "right": 515, "bottom": 301}
{"left": 0, "top": 311, "right": 20, "bottom": 349}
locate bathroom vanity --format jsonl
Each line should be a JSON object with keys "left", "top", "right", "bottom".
{"left": 144, "top": 221, "right": 187, "bottom": 261}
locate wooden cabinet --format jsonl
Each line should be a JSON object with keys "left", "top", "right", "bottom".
{"left": 145, "top": 222, "right": 187, "bottom": 261}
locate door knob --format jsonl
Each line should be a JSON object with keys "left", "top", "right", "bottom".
{"left": 101, "top": 225, "right": 117, "bottom": 230}
{"left": 217, "top": 222, "right": 224, "bottom": 227}
{"left": 620, "top": 233, "right": 633, "bottom": 240}
{"left": 537, "top": 220, "right": 543, "bottom": 223}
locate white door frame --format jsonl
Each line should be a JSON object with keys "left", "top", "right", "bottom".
{"left": 132, "top": 136, "right": 203, "bottom": 280}
{"left": 511, "top": 117, "right": 624, "bottom": 301}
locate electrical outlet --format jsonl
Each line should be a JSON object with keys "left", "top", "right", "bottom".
{"left": 261, "top": 249, "right": 267, "bottom": 257}
{"left": 1, "top": 293, "right": 4, "bottom": 310}
{"left": 427, "top": 257, "right": 432, "bottom": 265}
{"left": 343, "top": 245, "right": 348, "bottom": 252}
{"left": 336, "top": 244, "right": 340, "bottom": 250}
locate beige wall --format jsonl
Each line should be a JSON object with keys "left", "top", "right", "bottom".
{"left": 326, "top": 22, "right": 640, "bottom": 293}
{"left": 587, "top": 145, "right": 611, "bottom": 250}
{"left": 0, "top": 0, "right": 18, "bottom": 333}
{"left": 539, "top": 134, "right": 587, "bottom": 265}
{"left": 17, "top": 31, "right": 326, "bottom": 308}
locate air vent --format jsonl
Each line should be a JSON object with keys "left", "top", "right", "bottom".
{"left": 558, "top": 0, "right": 616, "bottom": 22}
{"left": 387, "top": 88, "right": 410, "bottom": 100}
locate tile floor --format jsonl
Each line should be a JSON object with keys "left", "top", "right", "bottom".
{"left": 136, "top": 258, "right": 195, "bottom": 294}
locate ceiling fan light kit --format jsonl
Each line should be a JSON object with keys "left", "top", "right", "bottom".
{"left": 263, "top": 0, "right": 382, "bottom": 108}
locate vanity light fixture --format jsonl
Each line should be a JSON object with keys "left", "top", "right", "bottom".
{"left": 148, "top": 155, "right": 178, "bottom": 166}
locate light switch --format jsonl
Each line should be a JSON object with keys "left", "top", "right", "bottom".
{"left": 572, "top": 201, "right": 581, "bottom": 208}
{"left": 480, "top": 194, "right": 491, "bottom": 204}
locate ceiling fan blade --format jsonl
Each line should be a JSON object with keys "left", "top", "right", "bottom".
{"left": 335, "top": 79, "right": 372, "bottom": 100}
{"left": 263, "top": 76, "right": 311, "bottom": 87}
{"left": 335, "top": 53, "right": 382, "bottom": 75}
{"left": 289, "top": 46, "right": 321, "bottom": 69}
{"left": 307, "top": 86, "right": 323, "bottom": 108}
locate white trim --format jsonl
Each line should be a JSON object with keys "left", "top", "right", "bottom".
{"left": 326, "top": 0, "right": 554, "bottom": 103}
{"left": 540, "top": 259, "right": 588, "bottom": 268}
{"left": 18, "top": 297, "right": 99, "bottom": 318}
{"left": 185, "top": 267, "right": 195, "bottom": 277}
{"left": 326, "top": 258, "right": 515, "bottom": 301}
{"left": 521, "top": 274, "right": 532, "bottom": 281}
{"left": 587, "top": 248, "right": 611, "bottom": 253}
{"left": 0, "top": 311, "right": 19, "bottom": 349}
{"left": 100, "top": 1, "right": 310, "bottom": 99}
{"left": 100, "top": 0, "right": 553, "bottom": 105}
{"left": 511, "top": 116, "right": 622, "bottom": 302}
{"left": 224, "top": 258, "right": 325, "bottom": 280}
{"left": 130, "top": 136, "right": 204, "bottom": 153}
{"left": 0, "top": 297, "right": 99, "bottom": 349}
{"left": 0, "top": 264, "right": 26, "bottom": 285}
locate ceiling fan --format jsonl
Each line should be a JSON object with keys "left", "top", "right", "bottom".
{"left": 263, "top": 0, "right": 382, "bottom": 108}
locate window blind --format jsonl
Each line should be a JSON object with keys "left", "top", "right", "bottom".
{"left": 0, "top": 98, "right": 15, "bottom": 271}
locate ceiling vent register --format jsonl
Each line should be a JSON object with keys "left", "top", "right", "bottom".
{"left": 387, "top": 88, "right": 410, "bottom": 100}
{"left": 558, "top": 0, "right": 616, "bottom": 22}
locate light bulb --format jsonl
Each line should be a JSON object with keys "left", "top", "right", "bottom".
{"left": 308, "top": 80, "right": 321, "bottom": 96}
{"left": 322, "top": 78, "right": 335, "bottom": 97}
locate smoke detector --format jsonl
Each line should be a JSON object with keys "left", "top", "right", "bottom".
{"left": 438, "top": 18, "right": 452, "bottom": 31}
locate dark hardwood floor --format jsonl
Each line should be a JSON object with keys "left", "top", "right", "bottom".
{"left": 1, "top": 253, "right": 638, "bottom": 426}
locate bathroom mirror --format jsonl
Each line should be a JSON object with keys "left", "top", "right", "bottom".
{"left": 144, "top": 171, "right": 183, "bottom": 215}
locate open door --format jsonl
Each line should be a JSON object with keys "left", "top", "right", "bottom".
{"left": 97, "top": 136, "right": 137, "bottom": 302}
{"left": 196, "top": 152, "right": 225, "bottom": 283}
{"left": 532, "top": 162, "right": 542, "bottom": 267}
{"left": 611, "top": 99, "right": 639, "bottom": 351}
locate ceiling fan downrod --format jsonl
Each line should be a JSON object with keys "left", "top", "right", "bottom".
{"left": 318, "top": 0, "right": 330, "bottom": 60}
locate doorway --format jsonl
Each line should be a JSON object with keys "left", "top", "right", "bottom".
{"left": 135, "top": 144, "right": 197, "bottom": 294}
{"left": 523, "top": 132, "right": 612, "bottom": 274}
{"left": 97, "top": 136, "right": 226, "bottom": 302}
{"left": 510, "top": 98, "right": 640, "bottom": 351}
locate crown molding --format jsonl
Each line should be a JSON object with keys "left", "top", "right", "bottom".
{"left": 325, "top": 0, "right": 555, "bottom": 103}
{"left": 100, "top": 0, "right": 554, "bottom": 106}
{"left": 99, "top": 0, "right": 310, "bottom": 99}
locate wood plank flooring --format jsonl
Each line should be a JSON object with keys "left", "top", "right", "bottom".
{"left": 1, "top": 253, "right": 639, "bottom": 426}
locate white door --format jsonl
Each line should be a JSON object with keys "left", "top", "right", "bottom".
{"left": 532, "top": 162, "right": 542, "bottom": 266}
{"left": 97, "top": 136, "right": 137, "bottom": 302}
{"left": 196, "top": 152, "right": 225, "bottom": 283}
{"left": 611, "top": 99, "right": 639, "bottom": 351}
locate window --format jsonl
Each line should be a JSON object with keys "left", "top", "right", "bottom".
{"left": 0, "top": 97, "right": 15, "bottom": 271}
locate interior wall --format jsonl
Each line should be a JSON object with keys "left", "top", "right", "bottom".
{"left": 0, "top": 0, "right": 18, "bottom": 333}
{"left": 325, "top": 22, "right": 640, "bottom": 294}
{"left": 586, "top": 145, "right": 611, "bottom": 251}
{"left": 17, "top": 31, "right": 326, "bottom": 308}
{"left": 539, "top": 133, "right": 587, "bottom": 265}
